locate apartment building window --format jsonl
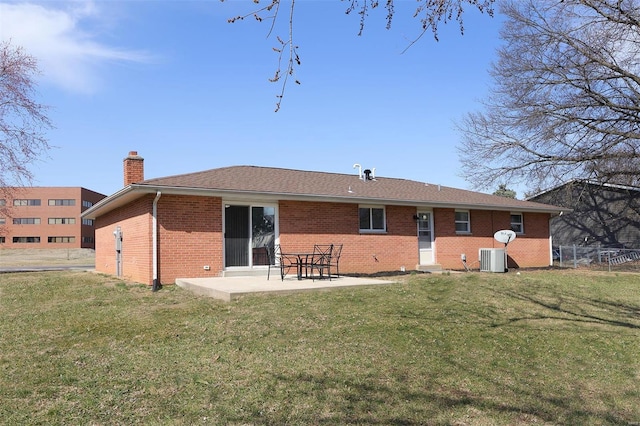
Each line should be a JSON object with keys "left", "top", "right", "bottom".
{"left": 48, "top": 236, "right": 76, "bottom": 243}
{"left": 48, "top": 199, "right": 76, "bottom": 206}
{"left": 13, "top": 218, "right": 41, "bottom": 225}
{"left": 82, "top": 237, "right": 95, "bottom": 244}
{"left": 0, "top": 217, "right": 4, "bottom": 225}
{"left": 48, "top": 218, "right": 76, "bottom": 225}
{"left": 14, "top": 199, "right": 41, "bottom": 206}
{"left": 82, "top": 218, "right": 94, "bottom": 226}
{"left": 0, "top": 199, "right": 5, "bottom": 206}
{"left": 82, "top": 200, "right": 93, "bottom": 208}
{"left": 455, "top": 210, "right": 471, "bottom": 233}
{"left": 0, "top": 237, "right": 5, "bottom": 243}
{"left": 359, "top": 206, "right": 386, "bottom": 232}
{"left": 511, "top": 213, "right": 524, "bottom": 234}
{"left": 13, "top": 237, "right": 41, "bottom": 243}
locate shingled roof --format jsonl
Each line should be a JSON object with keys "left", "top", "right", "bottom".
{"left": 83, "top": 166, "right": 564, "bottom": 219}
{"left": 181, "top": 166, "right": 555, "bottom": 207}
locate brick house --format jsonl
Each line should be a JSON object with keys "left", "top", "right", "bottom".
{"left": 82, "top": 152, "right": 564, "bottom": 286}
{"left": 0, "top": 186, "right": 106, "bottom": 249}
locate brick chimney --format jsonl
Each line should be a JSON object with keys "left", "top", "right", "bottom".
{"left": 123, "top": 151, "right": 144, "bottom": 186}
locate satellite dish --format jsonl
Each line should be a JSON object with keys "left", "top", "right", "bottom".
{"left": 494, "top": 229, "right": 516, "bottom": 244}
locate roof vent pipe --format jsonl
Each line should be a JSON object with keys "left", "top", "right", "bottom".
{"left": 363, "top": 168, "right": 376, "bottom": 181}
{"left": 353, "top": 163, "right": 363, "bottom": 180}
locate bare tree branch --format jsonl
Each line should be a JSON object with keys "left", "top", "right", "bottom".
{"left": 457, "top": 0, "right": 640, "bottom": 192}
{"left": 269, "top": 0, "right": 299, "bottom": 112}
{"left": 0, "top": 40, "right": 51, "bottom": 188}
{"left": 222, "top": 0, "right": 494, "bottom": 111}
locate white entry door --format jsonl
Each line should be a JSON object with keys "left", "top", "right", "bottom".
{"left": 417, "top": 211, "right": 434, "bottom": 265}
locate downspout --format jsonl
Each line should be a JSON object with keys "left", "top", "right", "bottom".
{"left": 152, "top": 191, "right": 162, "bottom": 292}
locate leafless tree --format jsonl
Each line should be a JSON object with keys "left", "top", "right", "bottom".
{"left": 222, "top": 0, "right": 495, "bottom": 111}
{"left": 0, "top": 40, "right": 51, "bottom": 238}
{"left": 0, "top": 40, "right": 51, "bottom": 188}
{"left": 457, "top": 0, "right": 640, "bottom": 193}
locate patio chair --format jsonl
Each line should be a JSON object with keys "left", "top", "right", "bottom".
{"left": 264, "top": 245, "right": 275, "bottom": 280}
{"left": 309, "top": 244, "right": 333, "bottom": 281}
{"left": 329, "top": 243, "right": 343, "bottom": 277}
{"left": 273, "top": 244, "right": 297, "bottom": 281}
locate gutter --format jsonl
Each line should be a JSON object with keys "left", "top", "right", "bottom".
{"left": 81, "top": 185, "right": 137, "bottom": 219}
{"left": 84, "top": 183, "right": 565, "bottom": 217}
{"left": 152, "top": 191, "right": 162, "bottom": 292}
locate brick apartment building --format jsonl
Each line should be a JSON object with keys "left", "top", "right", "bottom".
{"left": 0, "top": 187, "right": 107, "bottom": 249}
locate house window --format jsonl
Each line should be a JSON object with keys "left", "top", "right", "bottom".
{"left": 511, "top": 213, "right": 524, "bottom": 234}
{"left": 359, "top": 206, "right": 386, "bottom": 232}
{"left": 48, "top": 236, "right": 75, "bottom": 243}
{"left": 48, "top": 218, "right": 76, "bottom": 225}
{"left": 455, "top": 210, "right": 471, "bottom": 233}
{"left": 0, "top": 217, "right": 4, "bottom": 225}
{"left": 0, "top": 237, "right": 5, "bottom": 243}
{"left": 14, "top": 199, "right": 41, "bottom": 206}
{"left": 13, "top": 218, "right": 41, "bottom": 225}
{"left": 48, "top": 199, "right": 75, "bottom": 206}
{"left": 0, "top": 199, "right": 5, "bottom": 206}
{"left": 13, "top": 236, "right": 40, "bottom": 243}
{"left": 82, "top": 219, "right": 94, "bottom": 226}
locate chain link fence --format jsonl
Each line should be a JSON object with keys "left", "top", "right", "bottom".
{"left": 556, "top": 246, "right": 640, "bottom": 272}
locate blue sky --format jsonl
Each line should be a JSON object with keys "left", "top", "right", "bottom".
{"left": 1, "top": 0, "right": 504, "bottom": 197}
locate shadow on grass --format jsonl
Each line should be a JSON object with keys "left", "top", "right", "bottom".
{"left": 217, "top": 368, "right": 634, "bottom": 425}
{"left": 440, "top": 358, "right": 634, "bottom": 426}
{"left": 490, "top": 288, "right": 640, "bottom": 329}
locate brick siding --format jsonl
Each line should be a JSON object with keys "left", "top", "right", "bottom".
{"left": 94, "top": 196, "right": 552, "bottom": 286}
{"left": 156, "top": 195, "right": 223, "bottom": 282}
{"left": 278, "top": 201, "right": 418, "bottom": 274}
{"left": 0, "top": 187, "right": 105, "bottom": 249}
{"left": 433, "top": 208, "right": 551, "bottom": 269}
{"left": 95, "top": 196, "right": 153, "bottom": 284}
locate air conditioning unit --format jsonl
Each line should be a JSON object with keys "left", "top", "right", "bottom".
{"left": 479, "top": 248, "right": 506, "bottom": 273}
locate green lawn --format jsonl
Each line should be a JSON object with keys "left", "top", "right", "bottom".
{"left": 1, "top": 270, "right": 638, "bottom": 425}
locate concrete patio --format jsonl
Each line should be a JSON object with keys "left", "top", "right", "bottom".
{"left": 175, "top": 274, "right": 397, "bottom": 302}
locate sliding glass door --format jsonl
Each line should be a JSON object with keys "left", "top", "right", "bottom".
{"left": 224, "top": 204, "right": 275, "bottom": 268}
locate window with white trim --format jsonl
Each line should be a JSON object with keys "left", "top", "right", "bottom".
{"left": 511, "top": 213, "right": 524, "bottom": 234}
{"left": 455, "top": 210, "right": 470, "bottom": 233}
{"left": 359, "top": 206, "right": 386, "bottom": 232}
